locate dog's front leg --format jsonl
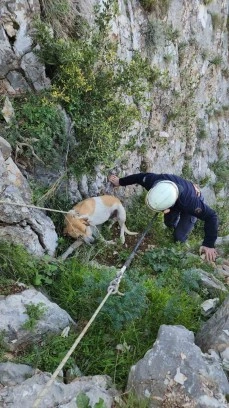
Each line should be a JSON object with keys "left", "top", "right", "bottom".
{"left": 84, "top": 236, "right": 95, "bottom": 244}
{"left": 83, "top": 226, "right": 95, "bottom": 244}
{"left": 92, "top": 225, "right": 115, "bottom": 245}
{"left": 59, "top": 240, "right": 83, "bottom": 260}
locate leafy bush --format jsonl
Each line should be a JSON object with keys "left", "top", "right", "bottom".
{"left": 33, "top": 3, "right": 159, "bottom": 176}
{"left": 0, "top": 241, "right": 39, "bottom": 285}
{"left": 139, "top": 0, "right": 170, "bottom": 15}
{"left": 5, "top": 93, "right": 67, "bottom": 167}
{"left": 17, "top": 332, "right": 77, "bottom": 373}
{"left": 144, "top": 278, "right": 201, "bottom": 332}
{"left": 39, "top": 0, "right": 77, "bottom": 37}
{"left": 2, "top": 240, "right": 204, "bottom": 388}
{"left": 143, "top": 247, "right": 183, "bottom": 273}
{"left": 48, "top": 259, "right": 148, "bottom": 327}
{"left": 22, "top": 303, "right": 47, "bottom": 330}
{"left": 143, "top": 246, "right": 214, "bottom": 278}
{"left": 0, "top": 241, "right": 62, "bottom": 287}
{"left": 77, "top": 393, "right": 106, "bottom": 408}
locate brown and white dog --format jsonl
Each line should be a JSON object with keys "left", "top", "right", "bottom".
{"left": 63, "top": 195, "right": 137, "bottom": 244}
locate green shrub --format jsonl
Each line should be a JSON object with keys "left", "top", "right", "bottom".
{"left": 143, "top": 246, "right": 214, "bottom": 278}
{"left": 22, "top": 303, "right": 47, "bottom": 330}
{"left": 0, "top": 241, "right": 62, "bottom": 288}
{"left": 163, "top": 53, "right": 173, "bottom": 63}
{"left": 33, "top": 4, "right": 158, "bottom": 176}
{"left": 213, "top": 160, "right": 229, "bottom": 184}
{"left": 196, "top": 118, "right": 208, "bottom": 140}
{"left": 39, "top": 0, "right": 77, "bottom": 37}
{"left": 209, "top": 55, "right": 223, "bottom": 65}
{"left": 144, "top": 278, "right": 201, "bottom": 332}
{"left": 48, "top": 259, "right": 148, "bottom": 326}
{"left": 0, "top": 241, "right": 39, "bottom": 285}
{"left": 3, "top": 240, "right": 204, "bottom": 389}
{"left": 16, "top": 332, "right": 77, "bottom": 373}
{"left": 5, "top": 93, "right": 67, "bottom": 167}
{"left": 76, "top": 393, "right": 106, "bottom": 408}
{"left": 143, "top": 20, "right": 165, "bottom": 48}
{"left": 165, "top": 24, "right": 180, "bottom": 42}
{"left": 214, "top": 203, "right": 229, "bottom": 237}
{"left": 139, "top": 0, "right": 170, "bottom": 15}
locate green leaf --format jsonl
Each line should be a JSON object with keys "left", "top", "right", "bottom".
{"left": 44, "top": 277, "right": 53, "bottom": 284}
{"left": 34, "top": 272, "right": 43, "bottom": 286}
{"left": 94, "top": 398, "right": 106, "bottom": 408}
{"left": 76, "top": 392, "right": 90, "bottom": 408}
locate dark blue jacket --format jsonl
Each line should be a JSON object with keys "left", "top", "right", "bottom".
{"left": 119, "top": 173, "right": 218, "bottom": 248}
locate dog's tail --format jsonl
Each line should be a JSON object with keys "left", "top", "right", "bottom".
{"left": 124, "top": 224, "right": 138, "bottom": 236}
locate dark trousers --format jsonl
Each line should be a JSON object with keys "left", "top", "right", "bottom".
{"left": 164, "top": 210, "right": 197, "bottom": 243}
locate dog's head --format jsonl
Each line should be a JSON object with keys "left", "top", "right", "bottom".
{"left": 63, "top": 215, "right": 91, "bottom": 239}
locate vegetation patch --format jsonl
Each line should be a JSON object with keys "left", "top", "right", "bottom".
{"left": 0, "top": 195, "right": 223, "bottom": 390}
{"left": 3, "top": 92, "right": 67, "bottom": 168}
{"left": 196, "top": 118, "right": 207, "bottom": 140}
{"left": 22, "top": 303, "right": 47, "bottom": 331}
{"left": 39, "top": 0, "right": 77, "bottom": 37}
{"left": 139, "top": 0, "right": 170, "bottom": 15}
{"left": 31, "top": 2, "right": 158, "bottom": 176}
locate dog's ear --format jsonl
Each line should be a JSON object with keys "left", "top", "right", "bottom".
{"left": 85, "top": 218, "right": 91, "bottom": 226}
{"left": 74, "top": 219, "right": 88, "bottom": 233}
{"left": 80, "top": 217, "right": 90, "bottom": 226}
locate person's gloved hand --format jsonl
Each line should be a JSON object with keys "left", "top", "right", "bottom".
{"left": 109, "top": 175, "right": 120, "bottom": 187}
{"left": 200, "top": 246, "right": 217, "bottom": 262}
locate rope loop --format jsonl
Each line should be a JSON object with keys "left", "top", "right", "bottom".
{"left": 107, "top": 266, "right": 127, "bottom": 295}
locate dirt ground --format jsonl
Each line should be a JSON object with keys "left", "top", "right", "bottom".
{"left": 92, "top": 224, "right": 156, "bottom": 268}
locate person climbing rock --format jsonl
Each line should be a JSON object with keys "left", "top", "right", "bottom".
{"left": 109, "top": 173, "right": 218, "bottom": 262}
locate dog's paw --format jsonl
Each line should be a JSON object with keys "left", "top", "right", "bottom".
{"left": 84, "top": 236, "right": 95, "bottom": 244}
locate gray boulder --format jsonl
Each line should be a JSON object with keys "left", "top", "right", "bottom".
{"left": 127, "top": 325, "right": 229, "bottom": 407}
{"left": 0, "top": 142, "right": 58, "bottom": 256}
{"left": 0, "top": 371, "right": 116, "bottom": 408}
{"left": 0, "top": 362, "right": 35, "bottom": 386}
{"left": 0, "top": 288, "right": 75, "bottom": 352}
{"left": 196, "top": 296, "right": 229, "bottom": 354}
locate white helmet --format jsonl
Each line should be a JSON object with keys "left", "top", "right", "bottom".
{"left": 145, "top": 180, "right": 179, "bottom": 211}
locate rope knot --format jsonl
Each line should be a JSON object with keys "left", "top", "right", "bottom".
{"left": 107, "top": 266, "right": 126, "bottom": 295}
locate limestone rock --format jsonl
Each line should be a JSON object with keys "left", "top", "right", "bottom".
{"left": 0, "top": 143, "right": 58, "bottom": 256}
{"left": 196, "top": 296, "right": 229, "bottom": 354}
{"left": 0, "top": 288, "right": 75, "bottom": 352}
{"left": 0, "top": 371, "right": 116, "bottom": 408}
{"left": 0, "top": 136, "right": 11, "bottom": 160}
{"left": 127, "top": 324, "right": 229, "bottom": 407}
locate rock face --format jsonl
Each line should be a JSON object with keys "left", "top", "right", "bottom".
{"left": 0, "top": 288, "right": 75, "bottom": 351}
{"left": 0, "top": 0, "right": 50, "bottom": 93}
{"left": 0, "top": 0, "right": 228, "bottom": 203}
{"left": 0, "top": 362, "right": 36, "bottom": 386}
{"left": 0, "top": 138, "right": 58, "bottom": 256}
{"left": 0, "top": 367, "right": 116, "bottom": 408}
{"left": 195, "top": 296, "right": 229, "bottom": 354}
{"left": 75, "top": 0, "right": 228, "bottom": 204}
{"left": 127, "top": 324, "right": 229, "bottom": 407}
